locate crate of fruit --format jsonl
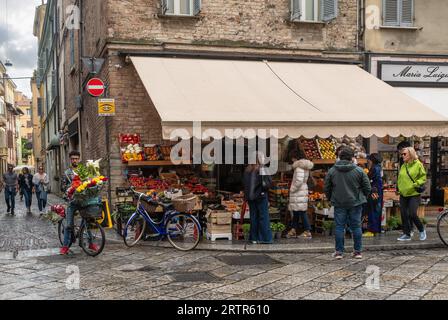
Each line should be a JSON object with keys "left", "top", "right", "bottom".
{"left": 317, "top": 138, "right": 336, "bottom": 160}
{"left": 299, "top": 139, "right": 321, "bottom": 160}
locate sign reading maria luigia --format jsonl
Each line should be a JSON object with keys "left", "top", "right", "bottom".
{"left": 380, "top": 62, "right": 448, "bottom": 85}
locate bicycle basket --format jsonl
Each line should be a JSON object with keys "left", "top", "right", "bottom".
{"left": 171, "top": 194, "right": 197, "bottom": 212}
{"left": 79, "top": 204, "right": 103, "bottom": 219}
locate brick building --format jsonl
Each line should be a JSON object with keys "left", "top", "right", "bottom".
{"left": 53, "top": 0, "right": 363, "bottom": 203}
{"left": 43, "top": 0, "right": 447, "bottom": 205}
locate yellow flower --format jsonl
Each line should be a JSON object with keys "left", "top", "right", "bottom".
{"left": 99, "top": 176, "right": 105, "bottom": 180}
{"left": 83, "top": 182, "right": 89, "bottom": 188}
{"left": 76, "top": 187, "right": 83, "bottom": 193}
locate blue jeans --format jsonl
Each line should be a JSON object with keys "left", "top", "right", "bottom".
{"left": 35, "top": 191, "right": 47, "bottom": 212}
{"left": 63, "top": 202, "right": 96, "bottom": 247}
{"left": 367, "top": 197, "right": 382, "bottom": 233}
{"left": 63, "top": 203, "right": 77, "bottom": 246}
{"left": 5, "top": 187, "right": 16, "bottom": 211}
{"left": 248, "top": 196, "right": 272, "bottom": 243}
{"left": 292, "top": 210, "right": 311, "bottom": 231}
{"left": 22, "top": 188, "right": 32, "bottom": 209}
{"left": 334, "top": 205, "right": 363, "bottom": 253}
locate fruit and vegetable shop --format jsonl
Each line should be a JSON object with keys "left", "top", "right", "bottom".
{"left": 111, "top": 57, "right": 448, "bottom": 242}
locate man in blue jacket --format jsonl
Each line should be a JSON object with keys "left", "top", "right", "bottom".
{"left": 324, "top": 147, "right": 371, "bottom": 260}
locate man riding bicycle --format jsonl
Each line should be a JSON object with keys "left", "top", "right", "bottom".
{"left": 60, "top": 150, "right": 99, "bottom": 255}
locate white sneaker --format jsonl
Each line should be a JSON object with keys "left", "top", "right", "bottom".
{"left": 410, "top": 231, "right": 414, "bottom": 238}
{"left": 419, "top": 230, "right": 427, "bottom": 241}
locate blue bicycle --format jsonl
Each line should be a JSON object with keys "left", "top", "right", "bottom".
{"left": 123, "top": 189, "right": 202, "bottom": 251}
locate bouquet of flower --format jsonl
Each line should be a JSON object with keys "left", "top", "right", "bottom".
{"left": 66, "top": 159, "right": 108, "bottom": 206}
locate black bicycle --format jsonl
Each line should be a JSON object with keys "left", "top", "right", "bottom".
{"left": 437, "top": 207, "right": 448, "bottom": 247}
{"left": 57, "top": 203, "right": 106, "bottom": 257}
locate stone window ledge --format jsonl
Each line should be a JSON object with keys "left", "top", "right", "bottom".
{"left": 290, "top": 20, "right": 326, "bottom": 25}
{"left": 157, "top": 14, "right": 201, "bottom": 20}
{"left": 380, "top": 25, "right": 423, "bottom": 30}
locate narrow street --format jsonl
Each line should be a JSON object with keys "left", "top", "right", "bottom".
{"left": 1, "top": 193, "right": 448, "bottom": 300}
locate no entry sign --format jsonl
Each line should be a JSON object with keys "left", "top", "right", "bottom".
{"left": 86, "top": 78, "right": 105, "bottom": 97}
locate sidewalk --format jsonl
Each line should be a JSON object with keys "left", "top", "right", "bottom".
{"left": 47, "top": 193, "right": 447, "bottom": 254}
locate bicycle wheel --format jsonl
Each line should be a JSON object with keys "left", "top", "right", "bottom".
{"left": 166, "top": 213, "right": 201, "bottom": 251}
{"left": 123, "top": 214, "right": 147, "bottom": 247}
{"left": 79, "top": 220, "right": 105, "bottom": 257}
{"left": 57, "top": 219, "right": 66, "bottom": 246}
{"left": 437, "top": 211, "right": 448, "bottom": 246}
{"left": 58, "top": 218, "right": 76, "bottom": 248}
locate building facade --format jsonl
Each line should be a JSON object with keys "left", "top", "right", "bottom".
{"left": 34, "top": 0, "right": 62, "bottom": 193}
{"left": 49, "top": 0, "right": 362, "bottom": 204}
{"left": 363, "top": 0, "right": 448, "bottom": 205}
{"left": 15, "top": 91, "right": 34, "bottom": 166}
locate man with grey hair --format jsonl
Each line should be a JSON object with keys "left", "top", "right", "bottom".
{"left": 1, "top": 164, "right": 19, "bottom": 215}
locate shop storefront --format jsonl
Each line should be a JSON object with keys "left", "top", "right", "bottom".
{"left": 113, "top": 56, "right": 448, "bottom": 240}
{"left": 370, "top": 55, "right": 448, "bottom": 205}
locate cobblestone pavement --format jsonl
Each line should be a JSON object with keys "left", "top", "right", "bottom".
{"left": 1, "top": 243, "right": 448, "bottom": 300}
{"left": 1, "top": 193, "right": 448, "bottom": 300}
{"left": 0, "top": 192, "right": 62, "bottom": 252}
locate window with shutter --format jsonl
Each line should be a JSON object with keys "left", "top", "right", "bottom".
{"left": 291, "top": 0, "right": 338, "bottom": 22}
{"left": 400, "top": 0, "right": 413, "bottom": 26}
{"left": 383, "top": 0, "right": 399, "bottom": 26}
{"left": 161, "top": 0, "right": 199, "bottom": 16}
{"left": 383, "top": 0, "right": 413, "bottom": 27}
{"left": 291, "top": 0, "right": 302, "bottom": 21}
{"left": 321, "top": 0, "right": 338, "bottom": 22}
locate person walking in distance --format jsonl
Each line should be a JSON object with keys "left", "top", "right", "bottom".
{"left": 1, "top": 164, "right": 19, "bottom": 215}
{"left": 19, "top": 167, "right": 34, "bottom": 214}
{"left": 33, "top": 166, "right": 49, "bottom": 216}
{"left": 397, "top": 147, "right": 427, "bottom": 241}
{"left": 324, "top": 147, "right": 371, "bottom": 260}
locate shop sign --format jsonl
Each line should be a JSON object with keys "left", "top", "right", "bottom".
{"left": 379, "top": 62, "right": 448, "bottom": 87}
{"left": 98, "top": 99, "right": 115, "bottom": 116}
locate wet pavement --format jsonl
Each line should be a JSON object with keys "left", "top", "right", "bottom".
{"left": 1, "top": 192, "right": 448, "bottom": 300}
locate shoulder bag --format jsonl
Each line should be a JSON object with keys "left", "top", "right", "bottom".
{"left": 405, "top": 164, "right": 425, "bottom": 194}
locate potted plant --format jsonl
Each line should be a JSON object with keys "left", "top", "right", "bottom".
{"left": 275, "top": 222, "right": 286, "bottom": 239}
{"left": 242, "top": 224, "right": 251, "bottom": 240}
{"left": 322, "top": 220, "right": 335, "bottom": 236}
{"left": 386, "top": 215, "right": 401, "bottom": 231}
{"left": 270, "top": 222, "right": 277, "bottom": 239}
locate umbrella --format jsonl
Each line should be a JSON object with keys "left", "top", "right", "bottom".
{"left": 13, "top": 165, "right": 35, "bottom": 174}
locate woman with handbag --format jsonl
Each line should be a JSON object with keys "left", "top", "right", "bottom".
{"left": 397, "top": 147, "right": 426, "bottom": 241}
{"left": 33, "top": 166, "right": 50, "bottom": 216}
{"left": 243, "top": 152, "right": 273, "bottom": 244}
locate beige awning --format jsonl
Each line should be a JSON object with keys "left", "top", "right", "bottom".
{"left": 131, "top": 57, "right": 448, "bottom": 139}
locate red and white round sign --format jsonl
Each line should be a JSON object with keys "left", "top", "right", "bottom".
{"left": 86, "top": 78, "right": 105, "bottom": 97}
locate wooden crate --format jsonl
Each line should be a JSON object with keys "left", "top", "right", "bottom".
{"left": 206, "top": 223, "right": 232, "bottom": 234}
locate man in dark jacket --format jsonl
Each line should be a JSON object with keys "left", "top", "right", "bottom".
{"left": 324, "top": 147, "right": 371, "bottom": 259}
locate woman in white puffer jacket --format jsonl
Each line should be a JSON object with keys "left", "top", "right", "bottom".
{"left": 287, "top": 159, "right": 314, "bottom": 238}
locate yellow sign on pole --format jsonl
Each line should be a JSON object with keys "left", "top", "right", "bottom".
{"left": 98, "top": 99, "right": 115, "bottom": 116}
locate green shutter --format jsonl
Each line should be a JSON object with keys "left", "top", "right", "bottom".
{"left": 321, "top": 0, "right": 338, "bottom": 22}
{"left": 400, "top": 0, "right": 414, "bottom": 26}
{"left": 291, "top": 0, "right": 301, "bottom": 21}
{"left": 383, "top": 0, "right": 399, "bottom": 26}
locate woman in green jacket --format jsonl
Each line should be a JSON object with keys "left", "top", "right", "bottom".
{"left": 397, "top": 147, "right": 426, "bottom": 241}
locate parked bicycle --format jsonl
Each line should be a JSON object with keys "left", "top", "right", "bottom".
{"left": 123, "top": 188, "right": 202, "bottom": 251}
{"left": 57, "top": 201, "right": 106, "bottom": 257}
{"left": 437, "top": 207, "right": 448, "bottom": 246}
